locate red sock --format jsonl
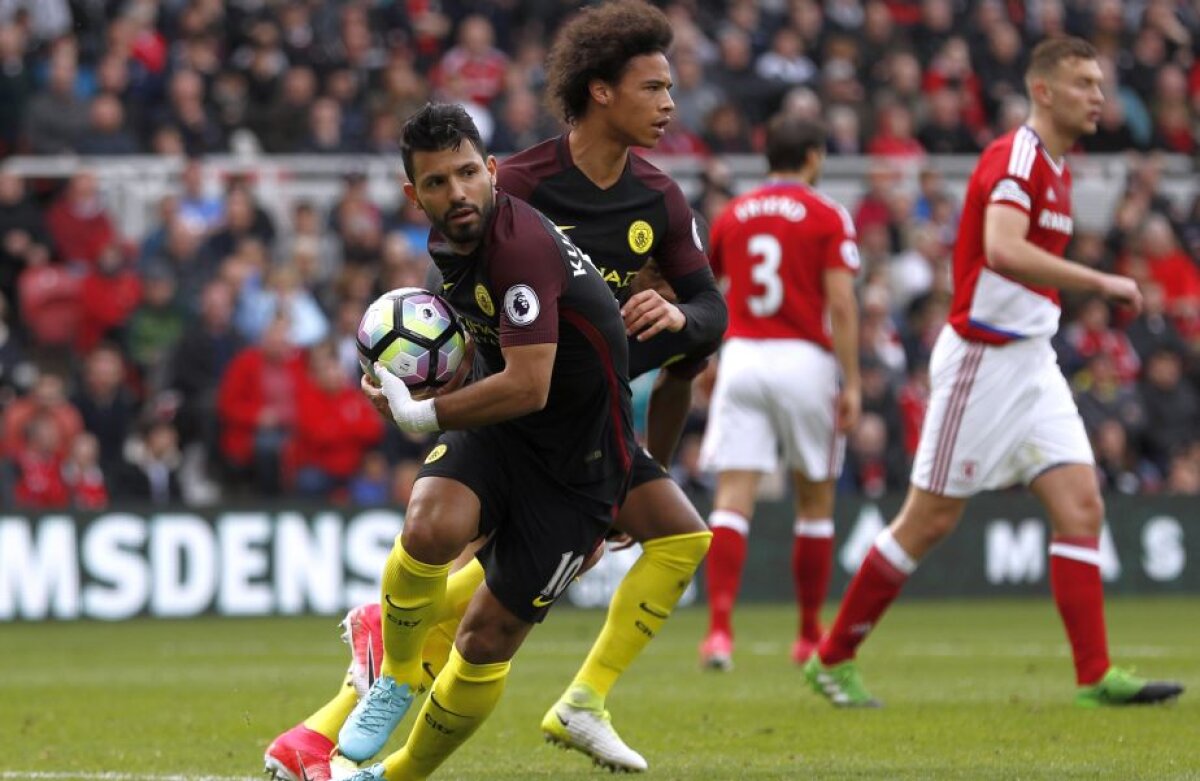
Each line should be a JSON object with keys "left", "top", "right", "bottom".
{"left": 705, "top": 510, "right": 749, "bottom": 637}
{"left": 1049, "top": 536, "right": 1110, "bottom": 685}
{"left": 818, "top": 530, "right": 914, "bottom": 665}
{"left": 793, "top": 519, "right": 834, "bottom": 642}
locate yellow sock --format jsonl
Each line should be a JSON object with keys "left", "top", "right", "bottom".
{"left": 383, "top": 647, "right": 510, "bottom": 780}
{"left": 418, "top": 555, "right": 484, "bottom": 689}
{"left": 301, "top": 670, "right": 358, "bottom": 742}
{"left": 379, "top": 537, "right": 452, "bottom": 690}
{"left": 570, "top": 531, "right": 712, "bottom": 702}
{"left": 418, "top": 620, "right": 456, "bottom": 693}
{"left": 435, "top": 556, "right": 484, "bottom": 624}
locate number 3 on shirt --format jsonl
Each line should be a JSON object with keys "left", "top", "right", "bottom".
{"left": 747, "top": 233, "right": 783, "bottom": 317}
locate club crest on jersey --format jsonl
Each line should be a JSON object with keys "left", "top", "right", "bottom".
{"left": 628, "top": 220, "right": 654, "bottom": 254}
{"left": 474, "top": 283, "right": 495, "bottom": 317}
{"left": 1037, "top": 210, "right": 1073, "bottom": 235}
{"left": 425, "top": 444, "right": 448, "bottom": 464}
{"left": 504, "top": 284, "right": 540, "bottom": 326}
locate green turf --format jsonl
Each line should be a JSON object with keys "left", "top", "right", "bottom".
{"left": 1, "top": 598, "right": 1196, "bottom": 780}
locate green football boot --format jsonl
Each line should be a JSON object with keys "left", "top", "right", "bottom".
{"left": 1075, "top": 666, "right": 1184, "bottom": 707}
{"left": 803, "top": 656, "right": 883, "bottom": 708}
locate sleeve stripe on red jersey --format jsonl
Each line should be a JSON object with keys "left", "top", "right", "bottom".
{"left": 989, "top": 178, "right": 1032, "bottom": 210}
{"left": 1007, "top": 126, "right": 1037, "bottom": 180}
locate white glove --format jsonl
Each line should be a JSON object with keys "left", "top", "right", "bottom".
{"left": 374, "top": 362, "right": 440, "bottom": 433}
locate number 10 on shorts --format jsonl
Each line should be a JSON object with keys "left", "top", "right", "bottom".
{"left": 536, "top": 552, "right": 585, "bottom": 606}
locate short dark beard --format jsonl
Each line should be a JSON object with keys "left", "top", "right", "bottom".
{"left": 431, "top": 189, "right": 495, "bottom": 248}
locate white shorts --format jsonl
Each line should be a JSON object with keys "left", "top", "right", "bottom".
{"left": 699, "top": 338, "right": 844, "bottom": 480}
{"left": 911, "top": 326, "right": 1094, "bottom": 498}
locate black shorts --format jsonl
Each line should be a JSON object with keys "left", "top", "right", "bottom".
{"left": 630, "top": 446, "right": 670, "bottom": 490}
{"left": 417, "top": 428, "right": 616, "bottom": 623}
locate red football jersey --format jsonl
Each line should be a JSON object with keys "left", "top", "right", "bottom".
{"left": 709, "top": 181, "right": 859, "bottom": 349}
{"left": 948, "top": 125, "right": 1074, "bottom": 345}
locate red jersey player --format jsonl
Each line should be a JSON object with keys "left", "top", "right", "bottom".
{"left": 805, "top": 38, "right": 1183, "bottom": 707}
{"left": 698, "top": 116, "right": 861, "bottom": 671}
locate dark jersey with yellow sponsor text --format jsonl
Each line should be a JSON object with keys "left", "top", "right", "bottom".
{"left": 429, "top": 190, "right": 635, "bottom": 505}
{"left": 497, "top": 135, "right": 726, "bottom": 378}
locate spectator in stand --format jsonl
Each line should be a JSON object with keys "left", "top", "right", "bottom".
{"left": 712, "top": 26, "right": 780, "bottom": 126}
{"left": 77, "top": 94, "right": 140, "bottom": 156}
{"left": 216, "top": 314, "right": 305, "bottom": 496}
{"left": 0, "top": 172, "right": 48, "bottom": 307}
{"left": 912, "top": 0, "right": 955, "bottom": 65}
{"left": 672, "top": 52, "right": 725, "bottom": 137}
{"left": 1074, "top": 352, "right": 1147, "bottom": 439}
{"left": 0, "top": 23, "right": 33, "bottom": 155}
{"left": 869, "top": 104, "right": 927, "bottom": 162}
{"left": 169, "top": 280, "right": 243, "bottom": 470}
{"left": 435, "top": 15, "right": 509, "bottom": 107}
{"left": 0, "top": 292, "right": 31, "bottom": 401}
{"left": 1138, "top": 215, "right": 1200, "bottom": 324}
{"left": 177, "top": 159, "right": 224, "bottom": 235}
{"left": 2, "top": 371, "right": 82, "bottom": 461}
{"left": 117, "top": 419, "right": 184, "bottom": 505}
{"left": 1139, "top": 348, "right": 1200, "bottom": 472}
{"left": 1182, "top": 194, "right": 1200, "bottom": 267}
{"left": 198, "top": 185, "right": 276, "bottom": 275}
{"left": 756, "top": 27, "right": 817, "bottom": 88}
{"left": 125, "top": 265, "right": 186, "bottom": 392}
{"left": 925, "top": 38, "right": 986, "bottom": 130}
{"left": 156, "top": 69, "right": 224, "bottom": 155}
{"left": 826, "top": 104, "right": 862, "bottom": 154}
{"left": 349, "top": 450, "right": 391, "bottom": 506}
{"left": 917, "top": 88, "right": 979, "bottom": 154}
{"left": 249, "top": 66, "right": 318, "bottom": 153}
{"left": 23, "top": 44, "right": 89, "bottom": 154}
{"left": 237, "top": 263, "right": 330, "bottom": 348}
{"left": 17, "top": 244, "right": 82, "bottom": 350}
{"left": 1082, "top": 92, "right": 1141, "bottom": 153}
{"left": 300, "top": 97, "right": 358, "bottom": 154}
{"left": 900, "top": 292, "right": 949, "bottom": 370}
{"left": 1126, "top": 282, "right": 1188, "bottom": 363}
{"left": 896, "top": 362, "right": 929, "bottom": 460}
{"left": 78, "top": 243, "right": 142, "bottom": 354}
{"left": 370, "top": 58, "right": 430, "bottom": 130}
{"left": 1164, "top": 447, "right": 1200, "bottom": 495}
{"left": 71, "top": 344, "right": 138, "bottom": 475}
{"left": 1093, "top": 418, "right": 1158, "bottom": 496}
{"left": 975, "top": 21, "right": 1026, "bottom": 121}
{"left": 839, "top": 411, "right": 906, "bottom": 498}
{"left": 45, "top": 171, "right": 119, "bottom": 269}
{"left": 291, "top": 341, "right": 383, "bottom": 499}
{"left": 12, "top": 412, "right": 70, "bottom": 508}
{"left": 1063, "top": 297, "right": 1141, "bottom": 386}
{"left": 489, "top": 88, "right": 554, "bottom": 154}
{"left": 329, "top": 173, "right": 383, "bottom": 266}
{"left": 888, "top": 223, "right": 947, "bottom": 311}
{"left": 62, "top": 431, "right": 108, "bottom": 509}
{"left": 702, "top": 101, "right": 755, "bottom": 155}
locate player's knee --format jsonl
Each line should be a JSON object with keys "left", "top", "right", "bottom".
{"left": 456, "top": 617, "right": 525, "bottom": 664}
{"left": 1067, "top": 490, "right": 1105, "bottom": 536}
{"left": 400, "top": 499, "right": 469, "bottom": 563}
{"left": 896, "top": 507, "right": 957, "bottom": 549}
{"left": 642, "top": 530, "right": 712, "bottom": 572}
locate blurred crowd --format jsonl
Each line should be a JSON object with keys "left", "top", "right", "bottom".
{"left": 1, "top": 0, "right": 1198, "bottom": 158}
{"left": 0, "top": 0, "right": 1198, "bottom": 510}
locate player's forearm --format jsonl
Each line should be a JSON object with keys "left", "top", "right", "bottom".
{"left": 671, "top": 270, "right": 729, "bottom": 349}
{"left": 645, "top": 370, "right": 692, "bottom": 467}
{"left": 829, "top": 301, "right": 860, "bottom": 391}
{"left": 987, "top": 236, "right": 1106, "bottom": 294}
{"left": 432, "top": 372, "right": 547, "bottom": 429}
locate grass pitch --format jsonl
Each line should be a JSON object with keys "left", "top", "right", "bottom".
{"left": 1, "top": 598, "right": 1197, "bottom": 780}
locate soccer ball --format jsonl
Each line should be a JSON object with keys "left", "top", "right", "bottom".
{"left": 356, "top": 287, "right": 467, "bottom": 391}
